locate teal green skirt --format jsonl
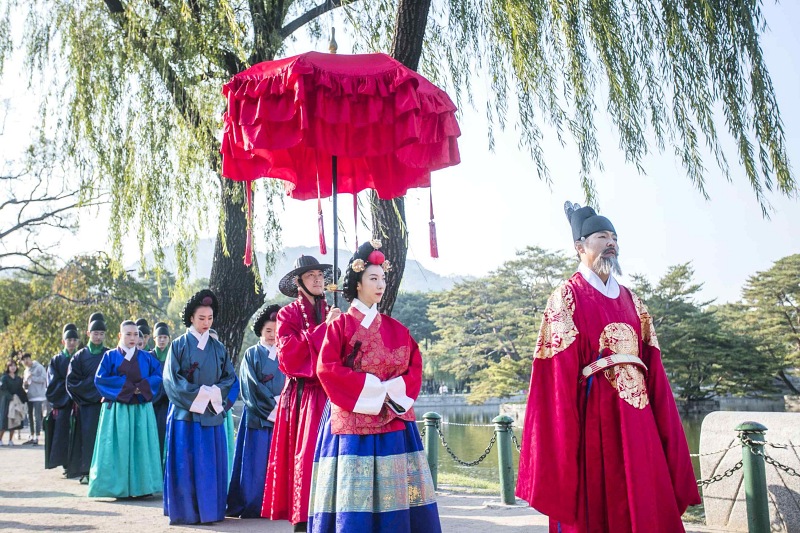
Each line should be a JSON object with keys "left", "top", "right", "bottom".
{"left": 224, "top": 410, "right": 235, "bottom": 483}
{"left": 88, "top": 402, "right": 163, "bottom": 498}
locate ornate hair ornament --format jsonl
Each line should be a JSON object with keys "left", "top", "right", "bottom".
{"left": 201, "top": 296, "right": 213, "bottom": 306}
{"left": 369, "top": 239, "right": 382, "bottom": 250}
{"left": 352, "top": 259, "right": 367, "bottom": 272}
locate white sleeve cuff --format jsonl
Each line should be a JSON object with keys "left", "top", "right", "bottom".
{"left": 209, "top": 385, "right": 224, "bottom": 414}
{"left": 189, "top": 386, "right": 212, "bottom": 414}
{"left": 267, "top": 408, "right": 278, "bottom": 423}
{"left": 384, "top": 376, "right": 414, "bottom": 412}
{"left": 352, "top": 373, "right": 386, "bottom": 415}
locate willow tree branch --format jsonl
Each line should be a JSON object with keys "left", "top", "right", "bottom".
{"left": 103, "top": 0, "right": 213, "bottom": 139}
{"left": 280, "top": 0, "right": 347, "bottom": 39}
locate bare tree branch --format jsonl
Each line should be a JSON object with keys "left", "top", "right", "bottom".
{"left": 280, "top": 0, "right": 347, "bottom": 40}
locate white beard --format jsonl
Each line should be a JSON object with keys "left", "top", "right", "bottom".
{"left": 593, "top": 254, "right": 622, "bottom": 277}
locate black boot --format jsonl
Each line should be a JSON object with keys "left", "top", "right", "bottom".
{"left": 293, "top": 522, "right": 308, "bottom": 532}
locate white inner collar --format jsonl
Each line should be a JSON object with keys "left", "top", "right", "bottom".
{"left": 259, "top": 340, "right": 277, "bottom": 360}
{"left": 351, "top": 298, "right": 379, "bottom": 329}
{"left": 578, "top": 262, "right": 620, "bottom": 299}
{"left": 189, "top": 326, "right": 210, "bottom": 350}
{"left": 119, "top": 344, "right": 136, "bottom": 361}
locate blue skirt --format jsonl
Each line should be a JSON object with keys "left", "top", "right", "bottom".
{"left": 226, "top": 410, "right": 274, "bottom": 518}
{"left": 308, "top": 415, "right": 441, "bottom": 533}
{"left": 162, "top": 405, "right": 228, "bottom": 524}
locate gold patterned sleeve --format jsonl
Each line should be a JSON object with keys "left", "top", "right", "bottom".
{"left": 534, "top": 283, "right": 580, "bottom": 359}
{"left": 630, "top": 292, "right": 660, "bottom": 351}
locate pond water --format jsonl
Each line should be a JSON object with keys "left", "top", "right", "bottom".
{"left": 415, "top": 406, "right": 708, "bottom": 484}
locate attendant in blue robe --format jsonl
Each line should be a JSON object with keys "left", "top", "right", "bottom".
{"left": 227, "top": 304, "right": 286, "bottom": 518}
{"left": 88, "top": 320, "right": 163, "bottom": 498}
{"left": 66, "top": 313, "right": 109, "bottom": 483}
{"left": 162, "top": 289, "right": 236, "bottom": 525}
{"left": 44, "top": 324, "right": 79, "bottom": 471}
{"left": 149, "top": 322, "right": 171, "bottom": 460}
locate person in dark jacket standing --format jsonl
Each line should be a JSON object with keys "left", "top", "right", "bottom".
{"left": 1, "top": 359, "right": 27, "bottom": 445}
{"left": 66, "top": 313, "right": 108, "bottom": 483}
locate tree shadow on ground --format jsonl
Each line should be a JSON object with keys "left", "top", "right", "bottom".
{"left": 0, "top": 506, "right": 119, "bottom": 516}
{"left": 0, "top": 490, "right": 76, "bottom": 498}
{"left": 0, "top": 521, "right": 96, "bottom": 531}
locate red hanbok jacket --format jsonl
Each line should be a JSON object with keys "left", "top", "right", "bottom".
{"left": 516, "top": 273, "right": 700, "bottom": 533}
{"left": 317, "top": 300, "right": 420, "bottom": 435}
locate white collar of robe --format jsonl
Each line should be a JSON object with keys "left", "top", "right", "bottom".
{"left": 259, "top": 340, "right": 277, "bottom": 360}
{"left": 578, "top": 261, "right": 620, "bottom": 299}
{"left": 119, "top": 344, "right": 136, "bottom": 361}
{"left": 351, "top": 298, "right": 379, "bottom": 329}
{"left": 188, "top": 326, "right": 210, "bottom": 350}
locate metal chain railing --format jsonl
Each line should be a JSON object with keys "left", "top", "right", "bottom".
{"left": 689, "top": 442, "right": 741, "bottom": 457}
{"left": 695, "top": 460, "right": 744, "bottom": 487}
{"left": 511, "top": 429, "right": 522, "bottom": 453}
{"left": 742, "top": 436, "right": 800, "bottom": 478}
{"left": 436, "top": 424, "right": 497, "bottom": 467}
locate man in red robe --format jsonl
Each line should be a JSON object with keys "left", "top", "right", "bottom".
{"left": 516, "top": 201, "right": 701, "bottom": 533}
{"left": 262, "top": 256, "right": 339, "bottom": 532}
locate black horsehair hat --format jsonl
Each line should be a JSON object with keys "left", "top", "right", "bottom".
{"left": 278, "top": 255, "right": 336, "bottom": 298}
{"left": 182, "top": 289, "right": 219, "bottom": 327}
{"left": 87, "top": 312, "right": 106, "bottom": 333}
{"left": 253, "top": 304, "right": 282, "bottom": 336}
{"left": 564, "top": 201, "right": 616, "bottom": 242}
{"left": 154, "top": 322, "right": 170, "bottom": 337}
{"left": 135, "top": 318, "right": 151, "bottom": 335}
{"left": 63, "top": 325, "right": 79, "bottom": 340}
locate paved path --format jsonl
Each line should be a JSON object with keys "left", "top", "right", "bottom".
{"left": 0, "top": 432, "right": 734, "bottom": 532}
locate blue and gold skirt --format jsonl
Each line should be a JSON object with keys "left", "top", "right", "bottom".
{"left": 308, "top": 410, "right": 441, "bottom": 533}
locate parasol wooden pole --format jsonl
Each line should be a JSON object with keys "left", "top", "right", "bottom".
{"left": 332, "top": 155, "right": 339, "bottom": 308}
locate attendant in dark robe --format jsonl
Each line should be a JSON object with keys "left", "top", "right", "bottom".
{"left": 262, "top": 256, "right": 340, "bottom": 532}
{"left": 136, "top": 318, "right": 152, "bottom": 351}
{"left": 309, "top": 240, "right": 440, "bottom": 533}
{"left": 66, "top": 312, "right": 108, "bottom": 483}
{"left": 88, "top": 320, "right": 163, "bottom": 498}
{"left": 515, "top": 202, "right": 700, "bottom": 533}
{"left": 162, "top": 289, "right": 236, "bottom": 525}
{"left": 149, "top": 322, "right": 171, "bottom": 459}
{"left": 1, "top": 359, "right": 27, "bottom": 445}
{"left": 44, "top": 324, "right": 80, "bottom": 470}
{"left": 227, "top": 304, "right": 286, "bottom": 518}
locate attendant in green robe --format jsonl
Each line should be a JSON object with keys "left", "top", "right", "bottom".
{"left": 88, "top": 321, "right": 163, "bottom": 498}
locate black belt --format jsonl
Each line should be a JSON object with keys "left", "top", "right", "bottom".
{"left": 295, "top": 377, "right": 305, "bottom": 420}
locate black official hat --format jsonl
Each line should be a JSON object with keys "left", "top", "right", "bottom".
{"left": 63, "top": 325, "right": 79, "bottom": 340}
{"left": 87, "top": 312, "right": 106, "bottom": 332}
{"left": 564, "top": 201, "right": 616, "bottom": 241}
{"left": 135, "top": 318, "right": 151, "bottom": 336}
{"left": 154, "top": 322, "right": 170, "bottom": 337}
{"left": 63, "top": 323, "right": 78, "bottom": 334}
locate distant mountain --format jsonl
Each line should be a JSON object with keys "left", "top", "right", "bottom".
{"left": 129, "top": 239, "right": 464, "bottom": 295}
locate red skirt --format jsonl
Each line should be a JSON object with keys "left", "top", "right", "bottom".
{"left": 262, "top": 378, "right": 327, "bottom": 524}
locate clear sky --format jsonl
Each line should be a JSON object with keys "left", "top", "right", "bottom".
{"left": 2, "top": 2, "right": 798, "bottom": 303}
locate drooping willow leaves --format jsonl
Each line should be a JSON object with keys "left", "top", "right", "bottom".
{"left": 0, "top": 0, "right": 793, "bottom": 297}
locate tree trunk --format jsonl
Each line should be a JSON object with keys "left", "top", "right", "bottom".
{"left": 209, "top": 178, "right": 264, "bottom": 366}
{"left": 374, "top": 0, "right": 433, "bottom": 316}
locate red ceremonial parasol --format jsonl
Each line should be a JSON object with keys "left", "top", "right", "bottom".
{"left": 220, "top": 50, "right": 461, "bottom": 304}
